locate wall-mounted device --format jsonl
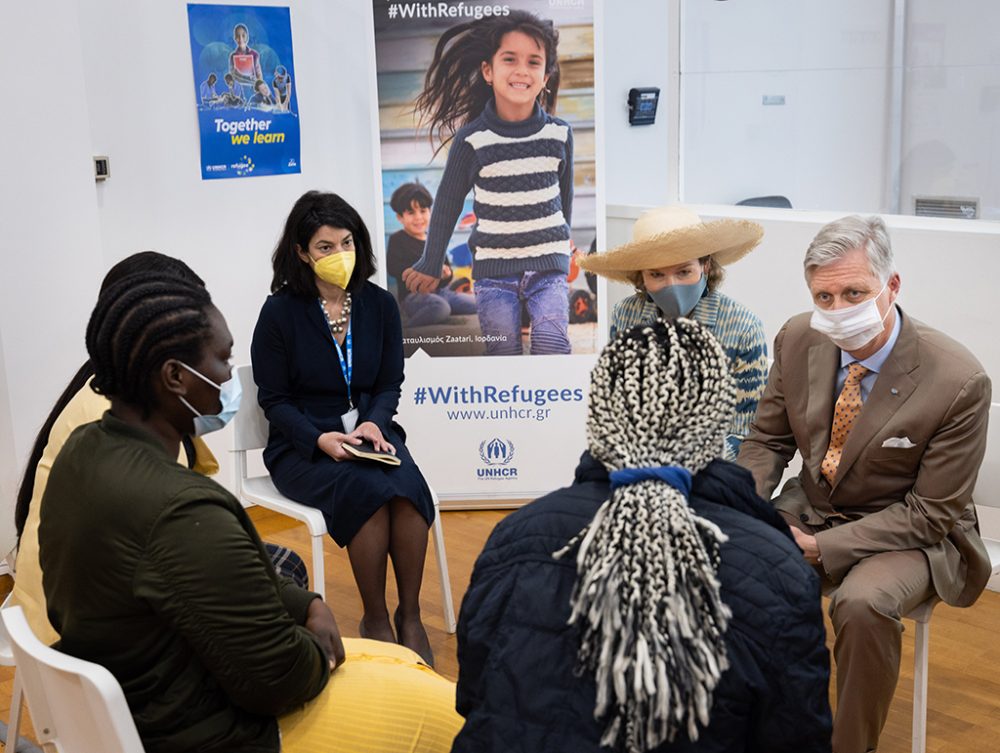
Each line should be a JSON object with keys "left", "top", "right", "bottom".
{"left": 94, "top": 156, "right": 110, "bottom": 182}
{"left": 627, "top": 87, "right": 660, "bottom": 126}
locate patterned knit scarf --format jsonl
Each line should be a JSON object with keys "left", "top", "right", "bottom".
{"left": 555, "top": 317, "right": 737, "bottom": 752}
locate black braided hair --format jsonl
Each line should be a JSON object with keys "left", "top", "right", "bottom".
{"left": 556, "top": 317, "right": 737, "bottom": 752}
{"left": 86, "top": 274, "right": 213, "bottom": 415}
{"left": 15, "top": 253, "right": 204, "bottom": 539}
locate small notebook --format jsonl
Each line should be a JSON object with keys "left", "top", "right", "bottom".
{"left": 343, "top": 439, "right": 401, "bottom": 466}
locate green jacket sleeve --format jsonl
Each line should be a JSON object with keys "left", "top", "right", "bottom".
{"left": 134, "top": 497, "right": 329, "bottom": 716}
{"left": 277, "top": 576, "right": 321, "bottom": 625}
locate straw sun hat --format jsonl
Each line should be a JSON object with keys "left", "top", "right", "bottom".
{"left": 579, "top": 206, "right": 764, "bottom": 284}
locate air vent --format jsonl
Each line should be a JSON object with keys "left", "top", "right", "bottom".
{"left": 914, "top": 196, "right": 979, "bottom": 219}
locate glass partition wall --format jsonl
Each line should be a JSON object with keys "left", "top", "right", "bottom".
{"left": 678, "top": 0, "right": 1000, "bottom": 221}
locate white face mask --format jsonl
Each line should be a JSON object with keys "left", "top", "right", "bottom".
{"left": 177, "top": 362, "right": 242, "bottom": 437}
{"left": 810, "top": 281, "right": 891, "bottom": 351}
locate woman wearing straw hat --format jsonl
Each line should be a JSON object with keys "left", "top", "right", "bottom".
{"left": 579, "top": 206, "right": 768, "bottom": 459}
{"left": 452, "top": 319, "right": 831, "bottom": 753}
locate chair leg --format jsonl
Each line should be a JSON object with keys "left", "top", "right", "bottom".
{"left": 310, "top": 534, "right": 326, "bottom": 602}
{"left": 912, "top": 618, "right": 929, "bottom": 753}
{"left": 429, "top": 497, "right": 457, "bottom": 635}
{"left": 5, "top": 669, "right": 22, "bottom": 753}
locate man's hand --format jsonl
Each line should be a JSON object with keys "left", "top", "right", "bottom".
{"left": 305, "top": 598, "right": 346, "bottom": 670}
{"left": 402, "top": 267, "right": 440, "bottom": 294}
{"left": 317, "top": 431, "right": 361, "bottom": 462}
{"left": 791, "top": 526, "right": 823, "bottom": 566}
{"left": 349, "top": 421, "right": 396, "bottom": 455}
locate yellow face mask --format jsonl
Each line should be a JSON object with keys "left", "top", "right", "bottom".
{"left": 311, "top": 250, "right": 355, "bottom": 289}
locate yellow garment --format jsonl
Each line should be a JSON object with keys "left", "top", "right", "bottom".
{"left": 280, "top": 638, "right": 463, "bottom": 753}
{"left": 10, "top": 382, "right": 218, "bottom": 644}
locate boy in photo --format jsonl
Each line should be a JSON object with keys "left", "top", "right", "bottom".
{"left": 387, "top": 182, "right": 476, "bottom": 328}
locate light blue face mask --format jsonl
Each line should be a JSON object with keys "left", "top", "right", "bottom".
{"left": 646, "top": 271, "right": 708, "bottom": 319}
{"left": 177, "top": 362, "right": 242, "bottom": 437}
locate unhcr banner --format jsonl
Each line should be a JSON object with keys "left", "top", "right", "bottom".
{"left": 370, "top": 0, "right": 605, "bottom": 500}
{"left": 187, "top": 4, "right": 300, "bottom": 180}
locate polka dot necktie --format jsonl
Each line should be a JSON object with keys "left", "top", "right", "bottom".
{"left": 821, "top": 362, "right": 870, "bottom": 486}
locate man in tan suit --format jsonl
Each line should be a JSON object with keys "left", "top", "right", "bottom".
{"left": 738, "top": 215, "right": 992, "bottom": 753}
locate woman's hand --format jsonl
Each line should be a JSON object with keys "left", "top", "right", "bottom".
{"left": 350, "top": 421, "right": 396, "bottom": 455}
{"left": 402, "top": 267, "right": 440, "bottom": 294}
{"left": 317, "top": 431, "right": 361, "bottom": 461}
{"left": 305, "top": 597, "right": 346, "bottom": 670}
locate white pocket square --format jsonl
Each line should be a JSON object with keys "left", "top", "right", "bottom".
{"left": 881, "top": 436, "right": 917, "bottom": 449}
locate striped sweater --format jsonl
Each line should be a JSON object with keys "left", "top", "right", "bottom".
{"left": 412, "top": 100, "right": 574, "bottom": 280}
{"left": 612, "top": 290, "right": 769, "bottom": 460}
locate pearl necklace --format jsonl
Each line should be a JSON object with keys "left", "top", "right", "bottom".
{"left": 319, "top": 292, "right": 352, "bottom": 334}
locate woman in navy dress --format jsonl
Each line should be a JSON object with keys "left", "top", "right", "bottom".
{"left": 251, "top": 191, "right": 435, "bottom": 664}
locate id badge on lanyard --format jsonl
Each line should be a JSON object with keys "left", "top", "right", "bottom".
{"left": 331, "top": 317, "right": 357, "bottom": 433}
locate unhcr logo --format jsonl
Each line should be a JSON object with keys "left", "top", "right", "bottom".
{"left": 478, "top": 438, "right": 518, "bottom": 479}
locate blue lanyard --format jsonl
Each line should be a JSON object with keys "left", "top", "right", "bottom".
{"left": 326, "top": 313, "right": 353, "bottom": 409}
{"left": 318, "top": 298, "right": 353, "bottom": 408}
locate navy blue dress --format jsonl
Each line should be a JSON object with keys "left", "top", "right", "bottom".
{"left": 250, "top": 282, "right": 434, "bottom": 546}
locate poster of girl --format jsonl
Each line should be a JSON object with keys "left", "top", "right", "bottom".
{"left": 374, "top": 0, "right": 598, "bottom": 357}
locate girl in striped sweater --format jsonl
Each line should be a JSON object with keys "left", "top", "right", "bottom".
{"left": 402, "top": 10, "right": 574, "bottom": 355}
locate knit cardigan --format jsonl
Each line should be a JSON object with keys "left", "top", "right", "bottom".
{"left": 412, "top": 100, "right": 574, "bottom": 281}
{"left": 611, "top": 290, "right": 769, "bottom": 460}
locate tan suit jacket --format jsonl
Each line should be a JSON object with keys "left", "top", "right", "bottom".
{"left": 737, "top": 308, "right": 992, "bottom": 607}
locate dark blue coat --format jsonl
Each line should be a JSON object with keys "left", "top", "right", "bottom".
{"left": 453, "top": 453, "right": 832, "bottom": 753}
{"left": 250, "top": 283, "right": 433, "bottom": 546}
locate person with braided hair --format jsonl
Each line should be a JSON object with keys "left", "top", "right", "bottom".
{"left": 453, "top": 318, "right": 831, "bottom": 753}
{"left": 10, "top": 252, "right": 308, "bottom": 648}
{"left": 38, "top": 273, "right": 463, "bottom": 753}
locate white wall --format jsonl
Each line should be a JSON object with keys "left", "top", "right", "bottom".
{"left": 601, "top": 0, "right": 672, "bottom": 207}
{"left": 901, "top": 0, "right": 1000, "bottom": 220}
{"left": 679, "top": 0, "right": 1000, "bottom": 220}
{"left": 680, "top": 0, "right": 894, "bottom": 212}
{"left": 0, "top": 333, "right": 17, "bottom": 565}
{"left": 0, "top": 2, "right": 106, "bottom": 558}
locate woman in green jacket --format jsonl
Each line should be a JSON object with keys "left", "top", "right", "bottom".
{"left": 39, "top": 273, "right": 460, "bottom": 753}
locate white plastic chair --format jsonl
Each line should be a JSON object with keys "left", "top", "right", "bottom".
{"left": 905, "top": 596, "right": 940, "bottom": 753}
{"left": 902, "top": 539, "right": 1000, "bottom": 753}
{"left": 0, "top": 605, "right": 145, "bottom": 753}
{"left": 232, "top": 365, "right": 457, "bottom": 633}
{"left": 0, "top": 593, "right": 23, "bottom": 753}
{"left": 825, "top": 550, "right": 1000, "bottom": 753}
{"left": 829, "top": 399, "right": 1000, "bottom": 753}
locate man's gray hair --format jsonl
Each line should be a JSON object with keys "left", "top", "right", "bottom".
{"left": 804, "top": 215, "right": 895, "bottom": 283}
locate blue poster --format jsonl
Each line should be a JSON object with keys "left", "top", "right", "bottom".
{"left": 187, "top": 4, "right": 300, "bottom": 180}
